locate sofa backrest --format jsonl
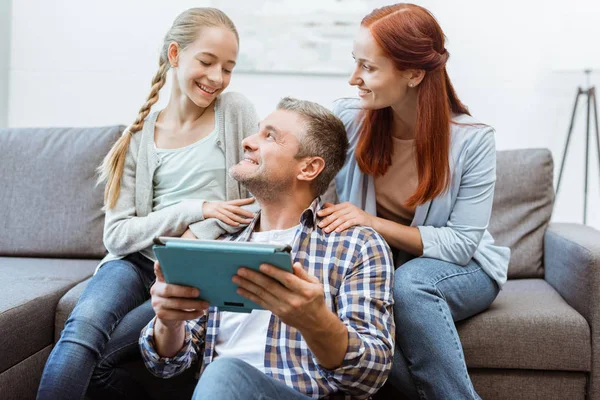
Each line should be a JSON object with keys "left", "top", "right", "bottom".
{"left": 489, "top": 149, "right": 555, "bottom": 279}
{"left": 0, "top": 126, "right": 123, "bottom": 258}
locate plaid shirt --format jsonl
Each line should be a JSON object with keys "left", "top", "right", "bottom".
{"left": 140, "top": 198, "right": 395, "bottom": 399}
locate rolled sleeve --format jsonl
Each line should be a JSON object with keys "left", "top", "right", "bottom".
{"left": 139, "top": 317, "right": 201, "bottom": 379}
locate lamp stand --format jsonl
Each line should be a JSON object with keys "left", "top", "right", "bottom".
{"left": 556, "top": 69, "right": 600, "bottom": 224}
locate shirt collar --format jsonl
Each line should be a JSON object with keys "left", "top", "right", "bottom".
{"left": 236, "top": 197, "right": 322, "bottom": 241}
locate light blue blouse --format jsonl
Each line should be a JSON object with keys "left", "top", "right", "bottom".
{"left": 332, "top": 98, "right": 510, "bottom": 287}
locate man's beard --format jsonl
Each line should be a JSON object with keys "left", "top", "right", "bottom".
{"left": 229, "top": 167, "right": 291, "bottom": 203}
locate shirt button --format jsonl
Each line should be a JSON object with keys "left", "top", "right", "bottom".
{"left": 216, "top": 140, "right": 222, "bottom": 146}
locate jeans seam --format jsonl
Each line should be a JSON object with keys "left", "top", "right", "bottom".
{"left": 431, "top": 270, "right": 482, "bottom": 400}
{"left": 97, "top": 341, "right": 139, "bottom": 371}
{"left": 430, "top": 266, "right": 483, "bottom": 287}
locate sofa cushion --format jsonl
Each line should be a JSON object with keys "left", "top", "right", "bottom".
{"left": 0, "top": 257, "right": 98, "bottom": 373}
{"left": 458, "top": 279, "right": 590, "bottom": 371}
{"left": 0, "top": 125, "right": 123, "bottom": 258}
{"left": 489, "top": 149, "right": 554, "bottom": 279}
{"left": 55, "top": 278, "right": 90, "bottom": 341}
{"left": 0, "top": 345, "right": 53, "bottom": 400}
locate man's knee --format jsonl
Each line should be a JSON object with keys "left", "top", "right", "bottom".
{"left": 202, "top": 357, "right": 248, "bottom": 380}
{"left": 193, "top": 358, "right": 258, "bottom": 400}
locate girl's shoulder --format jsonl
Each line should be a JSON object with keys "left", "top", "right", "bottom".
{"left": 218, "top": 91, "right": 257, "bottom": 116}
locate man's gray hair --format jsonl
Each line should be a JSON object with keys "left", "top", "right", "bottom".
{"left": 276, "top": 97, "right": 349, "bottom": 196}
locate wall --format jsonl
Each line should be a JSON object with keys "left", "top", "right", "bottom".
{"left": 7, "top": 0, "right": 600, "bottom": 228}
{"left": 0, "top": 0, "right": 10, "bottom": 127}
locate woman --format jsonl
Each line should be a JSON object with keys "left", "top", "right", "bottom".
{"left": 318, "top": 4, "right": 510, "bottom": 399}
{"left": 37, "top": 8, "right": 259, "bottom": 399}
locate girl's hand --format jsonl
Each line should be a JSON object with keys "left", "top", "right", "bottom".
{"left": 181, "top": 228, "right": 197, "bottom": 239}
{"left": 316, "top": 202, "right": 374, "bottom": 233}
{"left": 202, "top": 198, "right": 256, "bottom": 226}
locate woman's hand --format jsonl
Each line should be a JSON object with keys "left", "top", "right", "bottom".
{"left": 316, "top": 202, "right": 374, "bottom": 233}
{"left": 202, "top": 197, "right": 256, "bottom": 226}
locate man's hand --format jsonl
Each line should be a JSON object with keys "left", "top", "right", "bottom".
{"left": 316, "top": 202, "right": 374, "bottom": 233}
{"left": 151, "top": 262, "right": 209, "bottom": 329}
{"left": 233, "top": 262, "right": 327, "bottom": 331}
{"left": 150, "top": 262, "right": 211, "bottom": 357}
{"left": 233, "top": 262, "right": 349, "bottom": 369}
{"left": 202, "top": 198, "right": 256, "bottom": 226}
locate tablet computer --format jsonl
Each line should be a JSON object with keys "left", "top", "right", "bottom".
{"left": 152, "top": 237, "right": 293, "bottom": 313}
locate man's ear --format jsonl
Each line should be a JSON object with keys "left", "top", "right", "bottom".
{"left": 167, "top": 42, "right": 180, "bottom": 67}
{"left": 297, "top": 157, "right": 325, "bottom": 184}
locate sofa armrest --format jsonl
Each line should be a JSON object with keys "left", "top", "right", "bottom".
{"left": 544, "top": 222, "right": 600, "bottom": 399}
{"left": 545, "top": 222, "right": 600, "bottom": 323}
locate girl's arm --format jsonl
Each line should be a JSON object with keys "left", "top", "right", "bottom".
{"left": 103, "top": 141, "right": 206, "bottom": 256}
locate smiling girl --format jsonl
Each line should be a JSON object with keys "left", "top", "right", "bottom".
{"left": 37, "top": 8, "right": 259, "bottom": 399}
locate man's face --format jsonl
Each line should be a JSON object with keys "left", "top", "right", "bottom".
{"left": 230, "top": 109, "right": 305, "bottom": 201}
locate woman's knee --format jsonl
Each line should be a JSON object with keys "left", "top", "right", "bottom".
{"left": 394, "top": 260, "right": 435, "bottom": 302}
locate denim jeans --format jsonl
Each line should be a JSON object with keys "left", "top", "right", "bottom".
{"left": 86, "top": 299, "right": 198, "bottom": 400}
{"left": 388, "top": 257, "right": 500, "bottom": 400}
{"left": 37, "top": 253, "right": 155, "bottom": 400}
{"left": 192, "top": 358, "right": 312, "bottom": 400}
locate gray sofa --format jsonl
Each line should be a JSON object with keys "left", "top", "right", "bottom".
{"left": 1, "top": 125, "right": 599, "bottom": 400}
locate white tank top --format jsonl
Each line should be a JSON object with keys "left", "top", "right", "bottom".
{"left": 152, "top": 129, "right": 226, "bottom": 212}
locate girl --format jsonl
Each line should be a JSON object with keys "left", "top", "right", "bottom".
{"left": 37, "top": 8, "right": 259, "bottom": 399}
{"left": 318, "top": 4, "right": 510, "bottom": 399}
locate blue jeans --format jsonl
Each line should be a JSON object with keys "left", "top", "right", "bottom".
{"left": 388, "top": 257, "right": 499, "bottom": 400}
{"left": 192, "top": 358, "right": 311, "bottom": 400}
{"left": 86, "top": 299, "right": 198, "bottom": 400}
{"left": 37, "top": 253, "right": 155, "bottom": 400}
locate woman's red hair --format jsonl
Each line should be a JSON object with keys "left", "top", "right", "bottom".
{"left": 357, "top": 3, "right": 469, "bottom": 207}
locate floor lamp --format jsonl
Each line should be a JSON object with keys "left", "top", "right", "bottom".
{"left": 556, "top": 69, "right": 600, "bottom": 225}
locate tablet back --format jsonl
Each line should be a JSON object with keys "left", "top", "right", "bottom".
{"left": 153, "top": 239, "right": 293, "bottom": 313}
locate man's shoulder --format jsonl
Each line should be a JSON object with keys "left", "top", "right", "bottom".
{"left": 323, "top": 225, "right": 391, "bottom": 256}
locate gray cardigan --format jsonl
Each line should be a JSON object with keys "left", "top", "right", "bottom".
{"left": 332, "top": 97, "right": 510, "bottom": 287}
{"left": 99, "top": 92, "right": 260, "bottom": 268}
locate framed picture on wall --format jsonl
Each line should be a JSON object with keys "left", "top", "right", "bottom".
{"left": 211, "top": 0, "right": 380, "bottom": 76}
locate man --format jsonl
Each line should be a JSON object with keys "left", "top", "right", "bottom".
{"left": 140, "top": 98, "right": 395, "bottom": 399}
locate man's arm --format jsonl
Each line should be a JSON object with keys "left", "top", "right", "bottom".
{"left": 140, "top": 262, "right": 210, "bottom": 378}
{"left": 317, "top": 231, "right": 395, "bottom": 398}
{"left": 234, "top": 230, "right": 395, "bottom": 398}
{"left": 235, "top": 262, "right": 348, "bottom": 368}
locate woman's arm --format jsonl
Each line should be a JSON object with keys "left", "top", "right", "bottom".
{"left": 318, "top": 128, "right": 497, "bottom": 263}
{"left": 417, "top": 129, "right": 497, "bottom": 265}
{"left": 317, "top": 204, "right": 423, "bottom": 255}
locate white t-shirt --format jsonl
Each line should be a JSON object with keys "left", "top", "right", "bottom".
{"left": 213, "top": 224, "right": 300, "bottom": 373}
{"left": 152, "top": 129, "right": 226, "bottom": 212}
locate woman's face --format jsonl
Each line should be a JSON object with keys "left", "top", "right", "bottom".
{"left": 349, "top": 27, "right": 412, "bottom": 110}
{"left": 171, "top": 26, "right": 239, "bottom": 108}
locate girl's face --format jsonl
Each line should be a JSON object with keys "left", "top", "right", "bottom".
{"left": 349, "top": 27, "right": 413, "bottom": 111}
{"left": 170, "top": 26, "right": 239, "bottom": 108}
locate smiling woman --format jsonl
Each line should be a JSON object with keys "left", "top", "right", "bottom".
{"left": 324, "top": 3, "right": 510, "bottom": 399}
{"left": 36, "top": 7, "right": 260, "bottom": 400}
